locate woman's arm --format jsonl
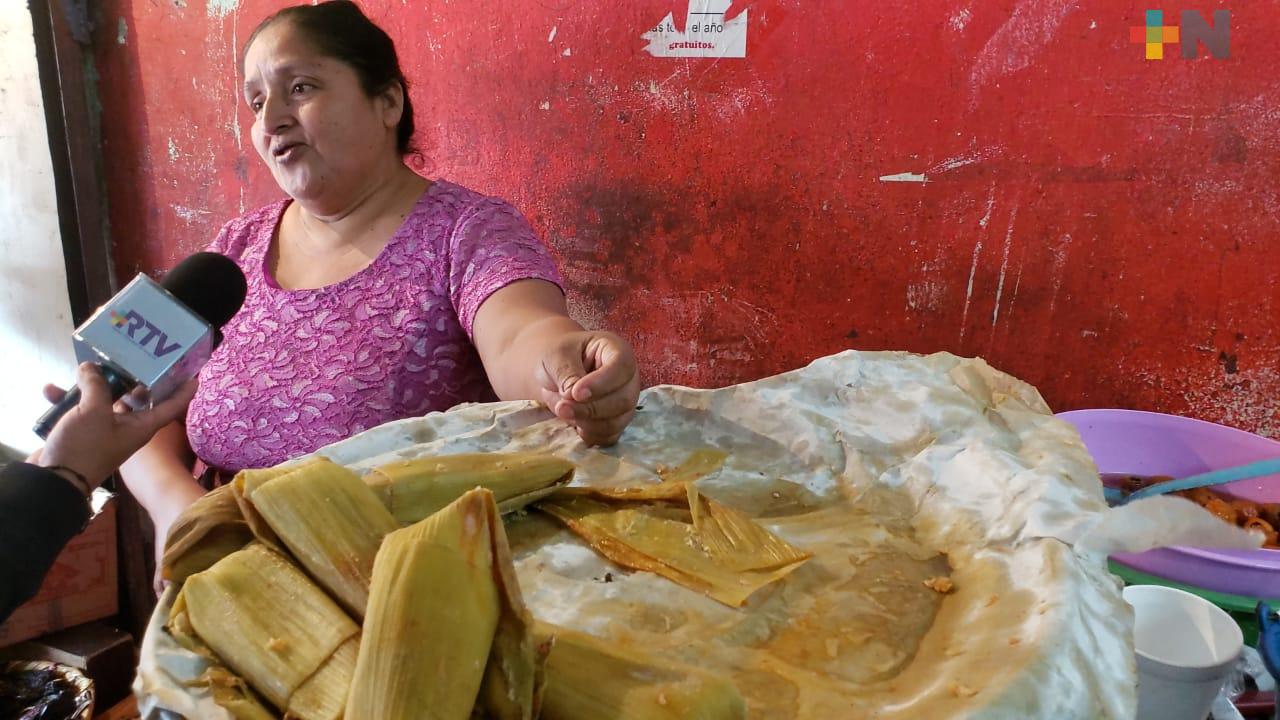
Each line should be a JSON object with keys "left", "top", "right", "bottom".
{"left": 118, "top": 421, "right": 206, "bottom": 552}
{"left": 472, "top": 279, "right": 640, "bottom": 446}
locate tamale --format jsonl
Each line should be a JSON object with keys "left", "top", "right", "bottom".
{"left": 346, "top": 488, "right": 508, "bottom": 720}
{"left": 166, "top": 587, "right": 213, "bottom": 659}
{"left": 231, "top": 458, "right": 327, "bottom": 550}
{"left": 166, "top": 590, "right": 279, "bottom": 720}
{"left": 362, "top": 452, "right": 574, "bottom": 523}
{"left": 183, "top": 543, "right": 359, "bottom": 718}
{"left": 538, "top": 484, "right": 811, "bottom": 607}
{"left": 161, "top": 483, "right": 254, "bottom": 582}
{"left": 244, "top": 458, "right": 398, "bottom": 618}
{"left": 477, "top": 489, "right": 548, "bottom": 720}
{"left": 535, "top": 621, "right": 746, "bottom": 720}
{"left": 288, "top": 636, "right": 359, "bottom": 720}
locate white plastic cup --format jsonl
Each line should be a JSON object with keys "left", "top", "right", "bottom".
{"left": 1123, "top": 585, "right": 1244, "bottom": 720}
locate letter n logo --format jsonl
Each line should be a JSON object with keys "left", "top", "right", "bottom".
{"left": 1180, "top": 10, "right": 1230, "bottom": 59}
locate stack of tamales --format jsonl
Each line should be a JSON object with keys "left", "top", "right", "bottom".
{"left": 161, "top": 450, "right": 809, "bottom": 719}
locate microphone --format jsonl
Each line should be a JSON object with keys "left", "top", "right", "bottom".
{"left": 34, "top": 252, "right": 247, "bottom": 439}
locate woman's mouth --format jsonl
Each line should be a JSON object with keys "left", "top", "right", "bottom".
{"left": 272, "top": 142, "right": 304, "bottom": 162}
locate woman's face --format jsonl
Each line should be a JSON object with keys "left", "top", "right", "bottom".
{"left": 242, "top": 22, "right": 402, "bottom": 209}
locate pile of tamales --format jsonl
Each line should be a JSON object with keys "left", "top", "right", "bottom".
{"left": 160, "top": 451, "right": 812, "bottom": 719}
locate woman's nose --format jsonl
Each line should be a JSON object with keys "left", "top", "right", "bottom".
{"left": 261, "top": 95, "right": 294, "bottom": 134}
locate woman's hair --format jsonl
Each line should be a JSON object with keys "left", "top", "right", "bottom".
{"left": 242, "top": 1, "right": 416, "bottom": 156}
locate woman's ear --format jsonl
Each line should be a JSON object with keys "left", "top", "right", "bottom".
{"left": 379, "top": 82, "right": 405, "bottom": 130}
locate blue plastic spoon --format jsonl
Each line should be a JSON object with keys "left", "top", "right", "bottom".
{"left": 1103, "top": 457, "right": 1280, "bottom": 505}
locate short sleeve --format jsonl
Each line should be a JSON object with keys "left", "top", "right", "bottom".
{"left": 447, "top": 197, "right": 564, "bottom": 339}
{"left": 204, "top": 218, "right": 250, "bottom": 263}
{"left": 202, "top": 200, "right": 284, "bottom": 264}
{"left": 205, "top": 223, "right": 231, "bottom": 255}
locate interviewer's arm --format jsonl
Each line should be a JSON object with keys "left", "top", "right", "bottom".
{"left": 0, "top": 463, "right": 90, "bottom": 620}
{"left": 0, "top": 363, "right": 196, "bottom": 620}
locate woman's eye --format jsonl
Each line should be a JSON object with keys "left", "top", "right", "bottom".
{"left": 291, "top": 83, "right": 312, "bottom": 95}
{"left": 250, "top": 100, "right": 264, "bottom": 112}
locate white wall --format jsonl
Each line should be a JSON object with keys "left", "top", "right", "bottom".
{"left": 0, "top": 4, "right": 77, "bottom": 455}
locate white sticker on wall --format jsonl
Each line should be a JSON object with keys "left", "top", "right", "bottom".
{"left": 643, "top": 0, "right": 747, "bottom": 58}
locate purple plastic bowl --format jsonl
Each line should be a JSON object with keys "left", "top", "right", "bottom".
{"left": 1056, "top": 409, "right": 1280, "bottom": 598}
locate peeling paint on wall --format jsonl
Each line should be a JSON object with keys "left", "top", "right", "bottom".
{"left": 959, "top": 239, "right": 983, "bottom": 344}
{"left": 207, "top": 0, "right": 240, "bottom": 19}
{"left": 969, "top": 0, "right": 1078, "bottom": 104}
{"left": 173, "top": 205, "right": 211, "bottom": 223}
{"left": 907, "top": 279, "right": 945, "bottom": 312}
{"left": 879, "top": 147, "right": 1002, "bottom": 183}
{"left": 879, "top": 172, "right": 927, "bottom": 183}
{"left": 991, "top": 204, "right": 1018, "bottom": 330}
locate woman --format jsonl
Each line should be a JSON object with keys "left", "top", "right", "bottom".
{"left": 121, "top": 0, "right": 640, "bottom": 570}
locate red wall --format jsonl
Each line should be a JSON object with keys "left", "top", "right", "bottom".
{"left": 92, "top": 0, "right": 1280, "bottom": 435}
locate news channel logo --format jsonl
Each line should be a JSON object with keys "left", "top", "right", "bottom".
{"left": 1131, "top": 10, "right": 1230, "bottom": 60}
{"left": 110, "top": 309, "right": 183, "bottom": 358}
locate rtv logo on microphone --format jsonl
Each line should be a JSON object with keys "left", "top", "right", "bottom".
{"left": 109, "top": 309, "right": 183, "bottom": 358}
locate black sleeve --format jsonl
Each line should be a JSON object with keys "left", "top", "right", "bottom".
{"left": 0, "top": 463, "right": 91, "bottom": 622}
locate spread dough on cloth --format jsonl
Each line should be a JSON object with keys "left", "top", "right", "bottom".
{"left": 136, "top": 350, "right": 1139, "bottom": 719}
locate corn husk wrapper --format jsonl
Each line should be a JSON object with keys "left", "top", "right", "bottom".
{"left": 536, "top": 621, "right": 745, "bottom": 720}
{"left": 362, "top": 453, "right": 574, "bottom": 523}
{"left": 477, "top": 490, "right": 548, "bottom": 720}
{"left": 182, "top": 543, "right": 359, "bottom": 719}
{"left": 346, "top": 488, "right": 542, "bottom": 720}
{"left": 656, "top": 448, "right": 728, "bottom": 484}
{"left": 288, "top": 636, "right": 359, "bottom": 720}
{"left": 161, "top": 483, "right": 255, "bottom": 583}
{"left": 166, "top": 591, "right": 278, "bottom": 720}
{"left": 230, "top": 464, "right": 305, "bottom": 550}
{"left": 190, "top": 666, "right": 279, "bottom": 720}
{"left": 165, "top": 588, "right": 214, "bottom": 660}
{"left": 242, "top": 458, "right": 399, "bottom": 618}
{"left": 538, "top": 482, "right": 811, "bottom": 607}
{"left": 555, "top": 481, "right": 690, "bottom": 503}
{"left": 550, "top": 448, "right": 727, "bottom": 504}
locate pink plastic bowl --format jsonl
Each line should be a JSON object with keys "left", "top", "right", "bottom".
{"left": 1057, "top": 409, "right": 1280, "bottom": 598}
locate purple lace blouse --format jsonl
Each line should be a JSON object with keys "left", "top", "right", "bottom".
{"left": 186, "top": 180, "right": 562, "bottom": 473}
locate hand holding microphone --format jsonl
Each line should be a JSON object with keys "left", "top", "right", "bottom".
{"left": 30, "top": 364, "right": 199, "bottom": 491}
{"left": 34, "top": 252, "right": 247, "bottom": 439}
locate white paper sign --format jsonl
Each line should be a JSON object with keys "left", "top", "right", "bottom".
{"left": 642, "top": 0, "right": 748, "bottom": 58}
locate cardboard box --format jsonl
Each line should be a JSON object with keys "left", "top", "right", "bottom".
{"left": 0, "top": 490, "right": 118, "bottom": 646}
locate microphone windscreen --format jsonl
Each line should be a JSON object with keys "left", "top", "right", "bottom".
{"left": 159, "top": 252, "right": 248, "bottom": 330}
